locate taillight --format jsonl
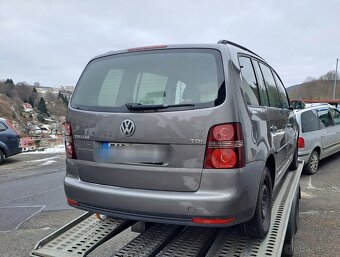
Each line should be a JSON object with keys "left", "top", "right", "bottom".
{"left": 6, "top": 119, "right": 20, "bottom": 135}
{"left": 63, "top": 122, "right": 76, "bottom": 159}
{"left": 204, "top": 123, "right": 245, "bottom": 169}
{"left": 67, "top": 198, "right": 79, "bottom": 206}
{"left": 298, "top": 137, "right": 305, "bottom": 149}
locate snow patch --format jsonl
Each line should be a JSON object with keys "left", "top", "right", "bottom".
{"left": 27, "top": 157, "right": 58, "bottom": 163}
{"left": 40, "top": 160, "right": 58, "bottom": 166}
{"left": 22, "top": 145, "right": 65, "bottom": 155}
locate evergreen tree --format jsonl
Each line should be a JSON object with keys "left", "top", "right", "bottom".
{"left": 38, "top": 97, "right": 48, "bottom": 115}
{"left": 5, "top": 79, "right": 14, "bottom": 85}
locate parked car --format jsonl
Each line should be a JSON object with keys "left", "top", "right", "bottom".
{"left": 0, "top": 118, "right": 22, "bottom": 163}
{"left": 63, "top": 41, "right": 298, "bottom": 239}
{"left": 295, "top": 105, "right": 340, "bottom": 174}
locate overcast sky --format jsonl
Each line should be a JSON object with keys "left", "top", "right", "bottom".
{"left": 0, "top": 0, "right": 339, "bottom": 87}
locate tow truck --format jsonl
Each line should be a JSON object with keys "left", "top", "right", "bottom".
{"left": 31, "top": 162, "right": 303, "bottom": 257}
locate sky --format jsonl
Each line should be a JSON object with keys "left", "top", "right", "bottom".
{"left": 0, "top": 0, "right": 339, "bottom": 87}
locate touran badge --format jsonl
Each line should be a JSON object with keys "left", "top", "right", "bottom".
{"left": 120, "top": 119, "right": 135, "bottom": 137}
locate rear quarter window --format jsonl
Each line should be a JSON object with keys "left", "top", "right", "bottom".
{"left": 301, "top": 110, "right": 320, "bottom": 133}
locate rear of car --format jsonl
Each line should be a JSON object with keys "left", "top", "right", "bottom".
{"left": 64, "top": 43, "right": 296, "bottom": 236}
{"left": 0, "top": 118, "right": 21, "bottom": 163}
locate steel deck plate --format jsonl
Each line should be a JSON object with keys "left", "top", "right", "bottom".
{"left": 31, "top": 213, "right": 128, "bottom": 257}
{"left": 156, "top": 226, "right": 219, "bottom": 257}
{"left": 112, "top": 224, "right": 180, "bottom": 257}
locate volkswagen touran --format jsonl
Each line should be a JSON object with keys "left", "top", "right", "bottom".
{"left": 64, "top": 41, "right": 298, "bottom": 239}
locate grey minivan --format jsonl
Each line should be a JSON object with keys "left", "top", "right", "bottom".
{"left": 64, "top": 41, "right": 298, "bottom": 239}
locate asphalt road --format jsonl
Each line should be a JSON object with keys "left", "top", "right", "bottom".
{"left": 0, "top": 151, "right": 339, "bottom": 257}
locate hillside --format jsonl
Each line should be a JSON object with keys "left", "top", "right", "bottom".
{"left": 286, "top": 71, "right": 340, "bottom": 100}
{"left": 287, "top": 80, "right": 340, "bottom": 100}
{"left": 0, "top": 79, "right": 71, "bottom": 137}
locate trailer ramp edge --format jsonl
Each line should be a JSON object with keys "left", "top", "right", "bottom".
{"left": 30, "top": 213, "right": 132, "bottom": 257}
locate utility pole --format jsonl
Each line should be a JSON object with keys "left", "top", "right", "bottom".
{"left": 333, "top": 58, "right": 339, "bottom": 100}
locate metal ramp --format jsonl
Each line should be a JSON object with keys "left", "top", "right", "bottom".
{"left": 31, "top": 163, "right": 302, "bottom": 257}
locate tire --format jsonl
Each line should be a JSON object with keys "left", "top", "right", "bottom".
{"left": 282, "top": 232, "right": 295, "bottom": 257}
{"left": 0, "top": 149, "right": 4, "bottom": 164}
{"left": 282, "top": 185, "right": 300, "bottom": 257}
{"left": 304, "top": 150, "right": 319, "bottom": 175}
{"left": 289, "top": 142, "right": 298, "bottom": 171}
{"left": 243, "top": 167, "right": 273, "bottom": 239}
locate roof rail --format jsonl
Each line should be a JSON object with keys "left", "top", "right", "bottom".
{"left": 218, "top": 40, "right": 263, "bottom": 59}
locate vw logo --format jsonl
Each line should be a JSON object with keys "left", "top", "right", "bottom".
{"left": 120, "top": 119, "right": 135, "bottom": 137}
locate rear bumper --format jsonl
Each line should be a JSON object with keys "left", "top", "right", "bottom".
{"left": 64, "top": 160, "right": 264, "bottom": 227}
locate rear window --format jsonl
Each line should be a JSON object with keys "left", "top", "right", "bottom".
{"left": 301, "top": 110, "right": 320, "bottom": 133}
{"left": 71, "top": 49, "right": 225, "bottom": 112}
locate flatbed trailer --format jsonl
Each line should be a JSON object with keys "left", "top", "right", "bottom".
{"left": 31, "top": 162, "right": 303, "bottom": 257}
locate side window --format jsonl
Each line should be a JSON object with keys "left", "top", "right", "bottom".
{"left": 317, "top": 109, "right": 334, "bottom": 128}
{"left": 273, "top": 72, "right": 289, "bottom": 109}
{"left": 253, "top": 61, "right": 269, "bottom": 106}
{"left": 239, "top": 57, "right": 260, "bottom": 106}
{"left": 330, "top": 109, "right": 340, "bottom": 125}
{"left": 98, "top": 69, "right": 124, "bottom": 106}
{"left": 259, "top": 63, "right": 281, "bottom": 108}
{"left": 0, "top": 122, "right": 7, "bottom": 131}
{"left": 135, "top": 72, "right": 168, "bottom": 105}
{"left": 301, "top": 110, "right": 320, "bottom": 133}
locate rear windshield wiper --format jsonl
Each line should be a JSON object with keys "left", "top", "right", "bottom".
{"left": 126, "top": 103, "right": 194, "bottom": 110}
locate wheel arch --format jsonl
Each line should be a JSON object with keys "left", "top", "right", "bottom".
{"left": 0, "top": 143, "right": 8, "bottom": 158}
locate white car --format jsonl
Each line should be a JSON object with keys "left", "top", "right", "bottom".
{"left": 295, "top": 105, "right": 340, "bottom": 174}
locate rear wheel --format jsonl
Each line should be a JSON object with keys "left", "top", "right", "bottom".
{"left": 243, "top": 167, "right": 272, "bottom": 239}
{"left": 304, "top": 150, "right": 319, "bottom": 175}
{"left": 0, "top": 150, "right": 4, "bottom": 164}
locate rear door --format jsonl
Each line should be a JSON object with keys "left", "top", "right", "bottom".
{"left": 272, "top": 71, "right": 296, "bottom": 158}
{"left": 317, "top": 108, "right": 338, "bottom": 157}
{"left": 329, "top": 108, "right": 340, "bottom": 152}
{"left": 257, "top": 62, "right": 288, "bottom": 173}
{"left": 68, "top": 48, "right": 226, "bottom": 192}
